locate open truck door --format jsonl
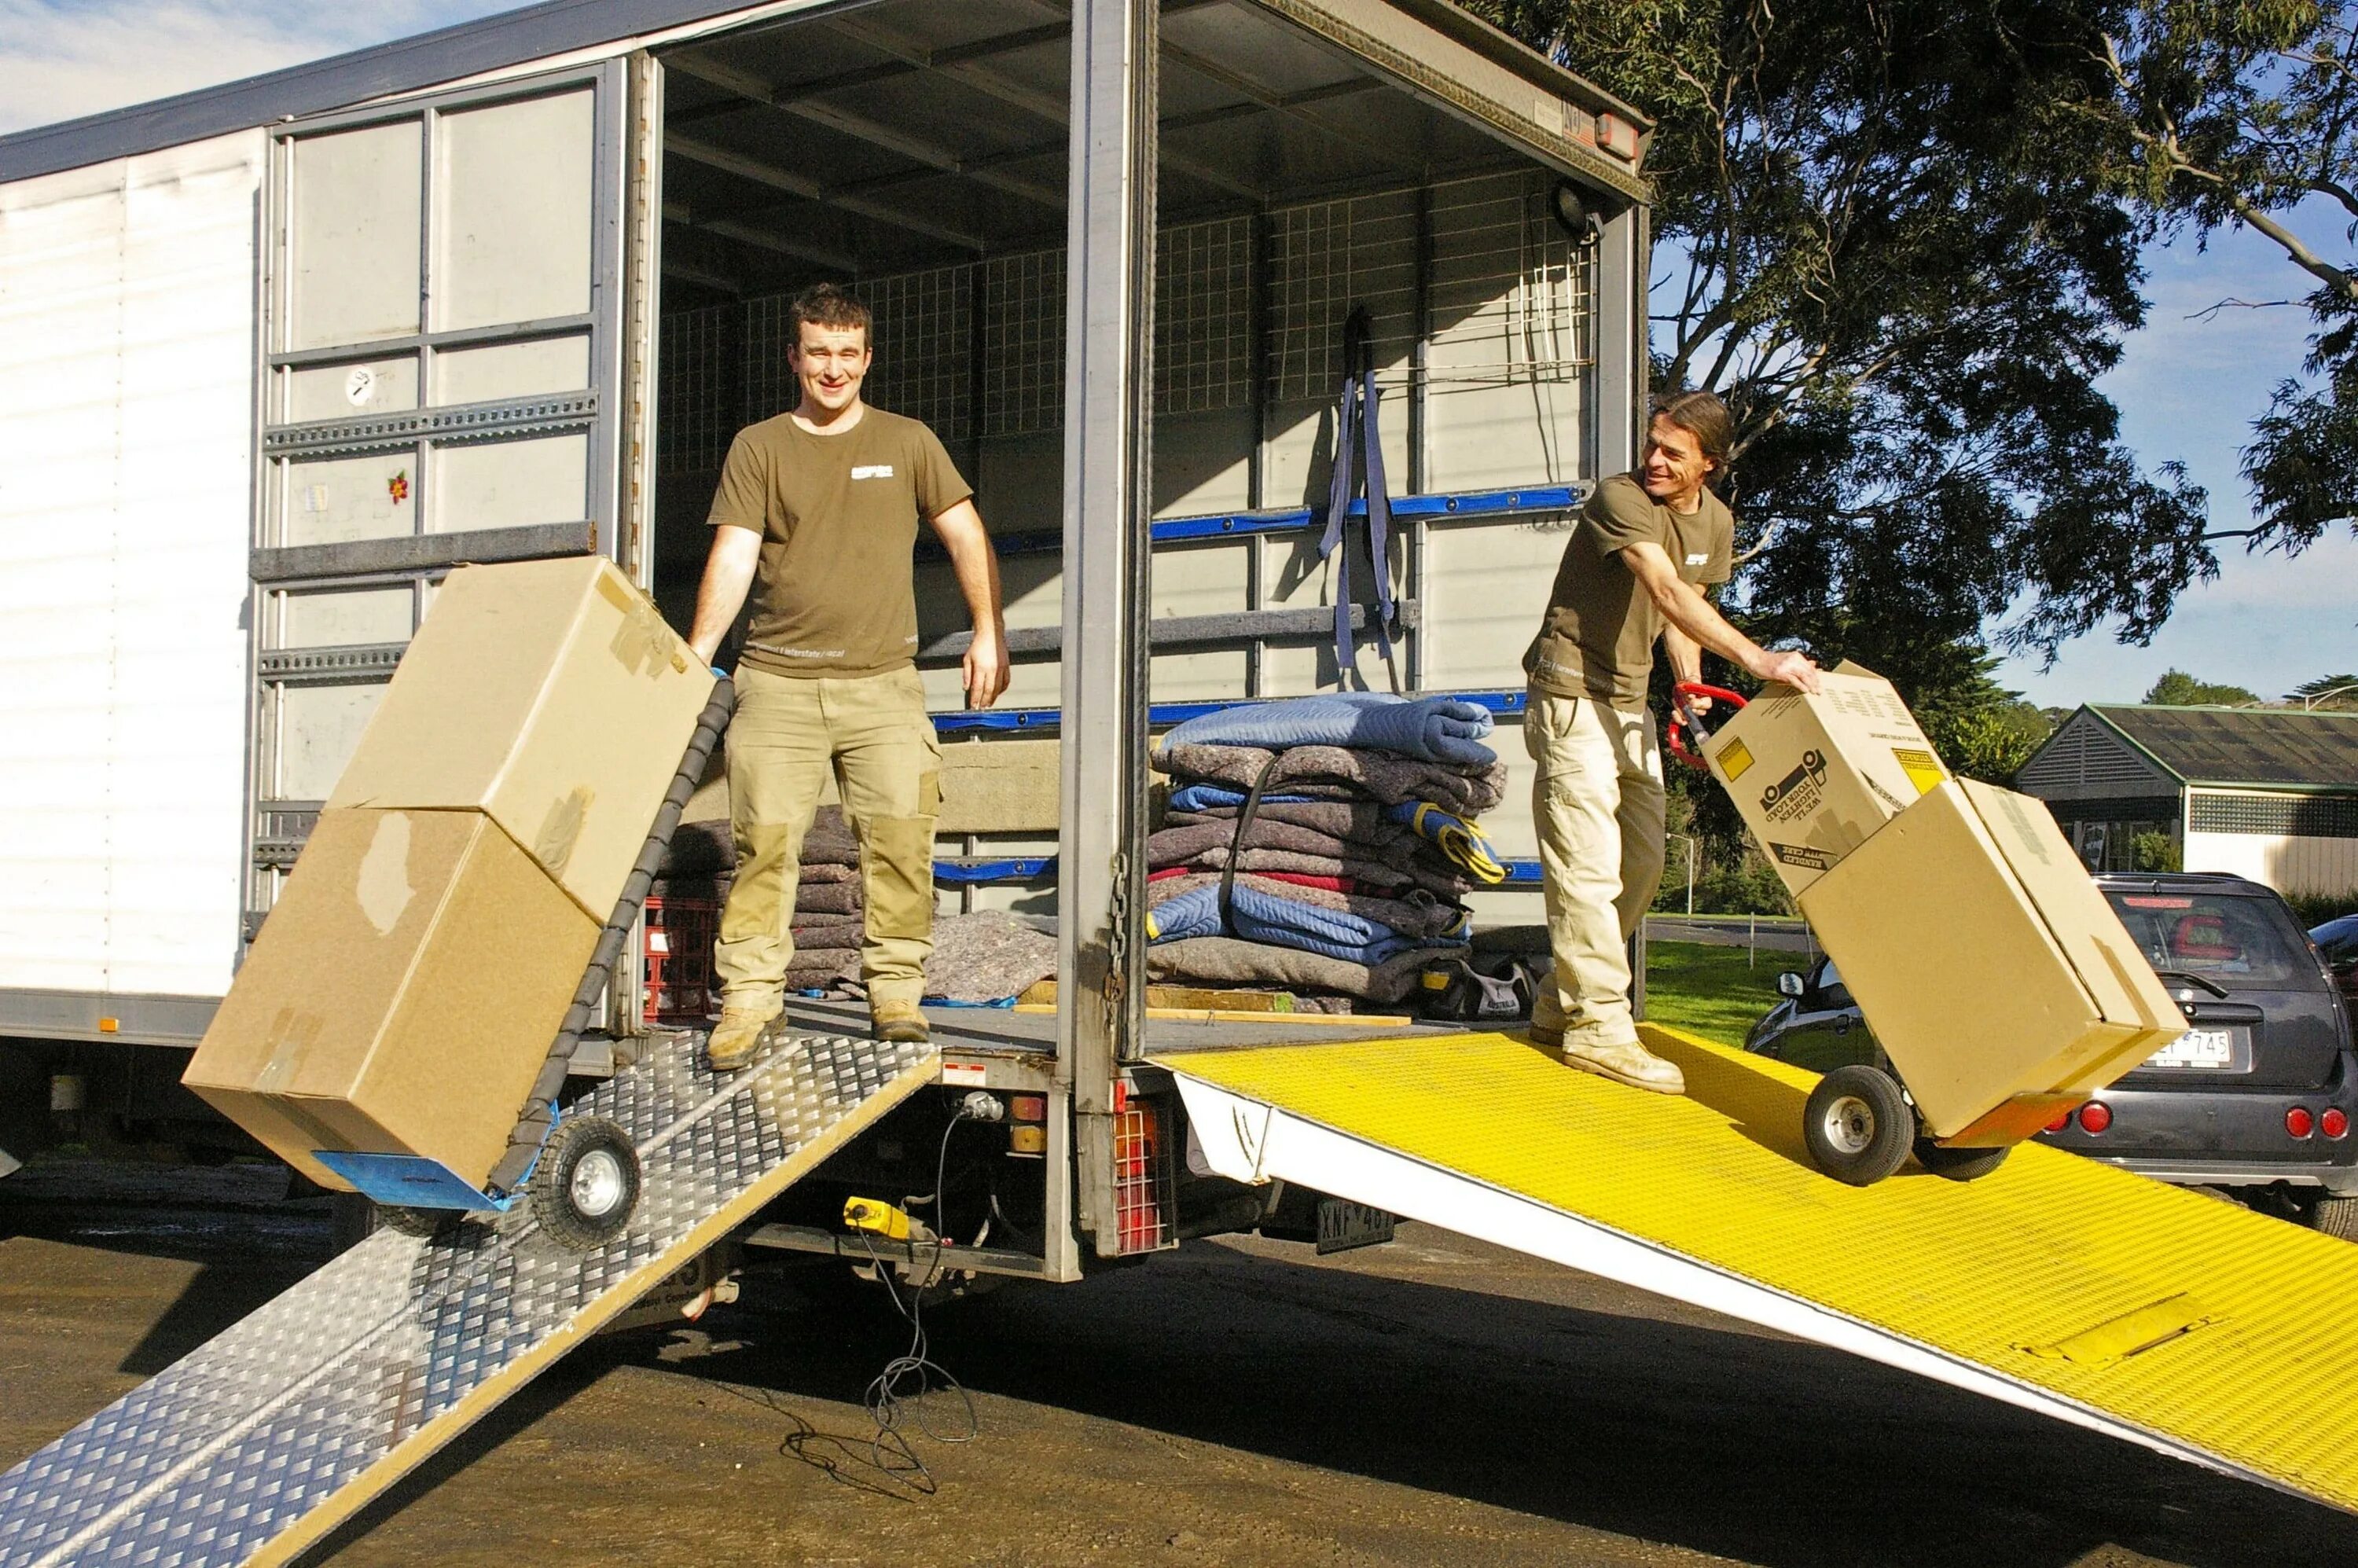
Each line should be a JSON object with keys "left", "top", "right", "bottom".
{"left": 246, "top": 59, "right": 659, "bottom": 971}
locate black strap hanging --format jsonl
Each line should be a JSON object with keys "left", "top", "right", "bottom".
{"left": 1317, "top": 306, "right": 1401, "bottom": 693}
{"left": 1218, "top": 752, "right": 1288, "bottom": 935}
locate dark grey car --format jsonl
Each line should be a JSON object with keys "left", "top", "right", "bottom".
{"left": 1746, "top": 872, "right": 2358, "bottom": 1235}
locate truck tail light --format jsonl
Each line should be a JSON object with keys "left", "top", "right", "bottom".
{"left": 2077, "top": 1102, "right": 2113, "bottom": 1135}
{"left": 2288, "top": 1107, "right": 2316, "bottom": 1139}
{"left": 2324, "top": 1107, "right": 2349, "bottom": 1140}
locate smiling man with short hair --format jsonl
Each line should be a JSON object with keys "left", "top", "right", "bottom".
{"left": 688, "top": 283, "right": 1010, "bottom": 1069}
{"left": 1523, "top": 391, "right": 1820, "bottom": 1095}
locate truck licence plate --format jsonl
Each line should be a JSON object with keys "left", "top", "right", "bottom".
{"left": 2145, "top": 1026, "right": 2245, "bottom": 1071}
{"left": 1315, "top": 1199, "right": 1398, "bottom": 1255}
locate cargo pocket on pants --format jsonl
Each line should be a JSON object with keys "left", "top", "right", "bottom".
{"left": 863, "top": 816, "right": 938, "bottom": 942}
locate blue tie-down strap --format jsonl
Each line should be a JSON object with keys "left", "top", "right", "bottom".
{"left": 1318, "top": 363, "right": 1400, "bottom": 684}
{"left": 314, "top": 1150, "right": 516, "bottom": 1213}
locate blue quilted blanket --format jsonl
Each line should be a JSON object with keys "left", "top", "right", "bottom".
{"left": 1158, "top": 692, "right": 1497, "bottom": 769}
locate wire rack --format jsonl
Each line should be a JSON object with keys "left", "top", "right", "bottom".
{"left": 657, "top": 303, "right": 736, "bottom": 476}
{"left": 865, "top": 264, "right": 974, "bottom": 441}
{"left": 654, "top": 171, "right": 1594, "bottom": 465}
{"left": 1425, "top": 171, "right": 1596, "bottom": 388}
{"left": 1156, "top": 215, "right": 1253, "bottom": 415}
{"left": 980, "top": 248, "right": 1067, "bottom": 439}
{"left": 1269, "top": 187, "right": 1420, "bottom": 403}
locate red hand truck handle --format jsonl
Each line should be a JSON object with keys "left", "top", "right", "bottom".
{"left": 1666, "top": 681, "right": 1748, "bottom": 771}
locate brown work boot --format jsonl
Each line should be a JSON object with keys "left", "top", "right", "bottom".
{"left": 706, "top": 1002, "right": 782, "bottom": 1072}
{"left": 1559, "top": 1037, "right": 1686, "bottom": 1096}
{"left": 870, "top": 997, "right": 931, "bottom": 1045}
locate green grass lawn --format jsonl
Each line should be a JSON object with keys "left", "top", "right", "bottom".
{"left": 1642, "top": 939, "right": 1798, "bottom": 1047}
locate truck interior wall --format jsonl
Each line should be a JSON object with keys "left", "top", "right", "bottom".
{"left": 650, "top": 163, "right": 1592, "bottom": 924}
{"left": 0, "top": 130, "right": 264, "bottom": 1003}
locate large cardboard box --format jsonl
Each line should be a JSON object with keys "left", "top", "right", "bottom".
{"left": 185, "top": 809, "right": 600, "bottom": 1191}
{"left": 1798, "top": 779, "right": 2184, "bottom": 1140}
{"left": 1700, "top": 662, "right": 1947, "bottom": 895}
{"left": 329, "top": 556, "right": 714, "bottom": 923}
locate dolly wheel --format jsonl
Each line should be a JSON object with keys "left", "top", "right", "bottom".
{"left": 531, "top": 1114, "right": 641, "bottom": 1251}
{"left": 1803, "top": 1066, "right": 1914, "bottom": 1186}
{"left": 377, "top": 1204, "right": 451, "bottom": 1239}
{"left": 1913, "top": 1137, "right": 2011, "bottom": 1183}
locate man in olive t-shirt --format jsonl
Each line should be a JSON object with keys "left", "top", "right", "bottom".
{"left": 1521, "top": 393, "right": 1819, "bottom": 1095}
{"left": 688, "top": 284, "right": 1011, "bottom": 1069}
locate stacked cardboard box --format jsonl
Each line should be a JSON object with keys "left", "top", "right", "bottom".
{"left": 1700, "top": 661, "right": 1948, "bottom": 897}
{"left": 1702, "top": 665, "right": 2184, "bottom": 1146}
{"left": 185, "top": 558, "right": 714, "bottom": 1192}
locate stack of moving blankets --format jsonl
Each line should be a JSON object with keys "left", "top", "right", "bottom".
{"left": 659, "top": 806, "right": 1059, "bottom": 1004}
{"left": 1146, "top": 693, "right": 1509, "bottom": 1008}
{"left": 782, "top": 806, "right": 865, "bottom": 993}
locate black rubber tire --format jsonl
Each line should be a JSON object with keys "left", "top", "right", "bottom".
{"left": 1913, "top": 1138, "right": 2011, "bottom": 1183}
{"left": 2310, "top": 1195, "right": 2358, "bottom": 1240}
{"left": 1803, "top": 1065, "right": 1915, "bottom": 1186}
{"left": 377, "top": 1204, "right": 451, "bottom": 1240}
{"left": 530, "top": 1114, "right": 641, "bottom": 1251}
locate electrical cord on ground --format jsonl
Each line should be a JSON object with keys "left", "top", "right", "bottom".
{"left": 846, "top": 1104, "right": 981, "bottom": 1493}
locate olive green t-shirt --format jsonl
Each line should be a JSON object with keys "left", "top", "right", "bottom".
{"left": 1523, "top": 472, "right": 1735, "bottom": 711}
{"left": 707, "top": 407, "right": 971, "bottom": 679}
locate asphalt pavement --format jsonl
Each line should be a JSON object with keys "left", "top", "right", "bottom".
{"left": 4, "top": 1162, "right": 2353, "bottom": 1567}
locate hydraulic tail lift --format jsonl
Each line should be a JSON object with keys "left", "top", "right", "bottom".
{"left": 9, "top": 3, "right": 2358, "bottom": 1562}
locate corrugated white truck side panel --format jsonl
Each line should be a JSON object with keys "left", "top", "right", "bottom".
{"left": 0, "top": 131, "right": 262, "bottom": 1010}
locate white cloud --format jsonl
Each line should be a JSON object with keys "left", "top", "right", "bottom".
{"left": 0, "top": 1, "right": 512, "bottom": 135}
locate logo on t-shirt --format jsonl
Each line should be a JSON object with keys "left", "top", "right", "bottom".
{"left": 1684, "top": 552, "right": 1710, "bottom": 566}
{"left": 851, "top": 465, "right": 896, "bottom": 479}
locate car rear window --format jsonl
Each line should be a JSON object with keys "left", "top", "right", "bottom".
{"left": 2104, "top": 890, "right": 2316, "bottom": 990}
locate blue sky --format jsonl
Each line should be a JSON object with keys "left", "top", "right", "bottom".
{"left": 5, "top": 0, "right": 2352, "bottom": 708}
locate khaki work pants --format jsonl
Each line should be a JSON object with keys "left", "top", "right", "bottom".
{"left": 715, "top": 664, "right": 942, "bottom": 1010}
{"left": 1525, "top": 688, "right": 1665, "bottom": 1049}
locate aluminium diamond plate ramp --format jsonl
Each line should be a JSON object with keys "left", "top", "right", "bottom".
{"left": 1169, "top": 1023, "right": 2358, "bottom": 1517}
{"left": 0, "top": 1032, "right": 936, "bottom": 1568}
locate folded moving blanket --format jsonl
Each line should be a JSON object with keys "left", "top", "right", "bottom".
{"left": 1166, "top": 782, "right": 1317, "bottom": 813}
{"left": 1148, "top": 865, "right": 1363, "bottom": 894}
{"left": 1145, "top": 871, "right": 1471, "bottom": 940}
{"left": 1384, "top": 802, "right": 1504, "bottom": 884}
{"left": 785, "top": 948, "right": 859, "bottom": 983}
{"left": 1147, "top": 816, "right": 1419, "bottom": 869}
{"left": 1146, "top": 881, "right": 1460, "bottom": 964}
{"left": 790, "top": 915, "right": 865, "bottom": 952}
{"left": 1166, "top": 844, "right": 1478, "bottom": 898}
{"left": 925, "top": 910, "right": 1060, "bottom": 1004}
{"left": 794, "top": 879, "right": 863, "bottom": 916}
{"left": 662, "top": 813, "right": 869, "bottom": 876}
{"left": 1159, "top": 692, "right": 1497, "bottom": 769}
{"left": 1159, "top": 742, "right": 1508, "bottom": 814}
{"left": 1164, "top": 798, "right": 1398, "bottom": 841}
{"left": 801, "top": 805, "right": 860, "bottom": 867}
{"left": 1146, "top": 872, "right": 1471, "bottom": 945}
{"left": 1147, "top": 935, "right": 1457, "bottom": 1004}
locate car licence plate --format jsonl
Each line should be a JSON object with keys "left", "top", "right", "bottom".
{"left": 2144, "top": 1026, "right": 2246, "bottom": 1071}
{"left": 1315, "top": 1199, "right": 1398, "bottom": 1254}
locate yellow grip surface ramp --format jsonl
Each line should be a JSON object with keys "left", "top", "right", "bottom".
{"left": 1167, "top": 1025, "right": 2358, "bottom": 1515}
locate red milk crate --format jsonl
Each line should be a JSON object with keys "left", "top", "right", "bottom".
{"left": 643, "top": 894, "right": 720, "bottom": 1025}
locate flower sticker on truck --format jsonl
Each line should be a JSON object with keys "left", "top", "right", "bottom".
{"left": 387, "top": 470, "right": 410, "bottom": 505}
